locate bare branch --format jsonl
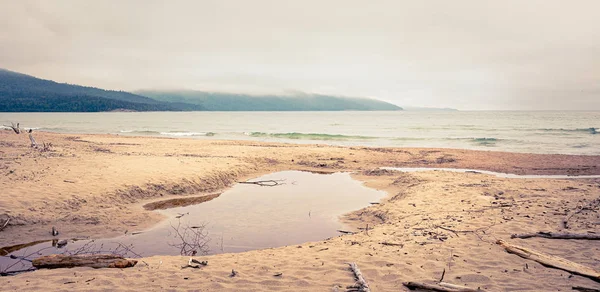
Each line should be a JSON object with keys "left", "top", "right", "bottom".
{"left": 0, "top": 218, "right": 9, "bottom": 232}
{"left": 347, "top": 262, "right": 371, "bottom": 292}
{"left": 3, "top": 122, "right": 21, "bottom": 134}
{"left": 511, "top": 232, "right": 600, "bottom": 240}
{"left": 168, "top": 219, "right": 210, "bottom": 256}
{"left": 563, "top": 197, "right": 600, "bottom": 229}
{"left": 403, "top": 281, "right": 481, "bottom": 292}
{"left": 238, "top": 179, "right": 286, "bottom": 187}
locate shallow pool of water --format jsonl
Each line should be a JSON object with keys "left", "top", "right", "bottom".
{"left": 1, "top": 171, "right": 385, "bottom": 274}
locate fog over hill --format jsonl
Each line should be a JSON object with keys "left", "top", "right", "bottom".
{"left": 0, "top": 69, "right": 401, "bottom": 112}
{"left": 136, "top": 90, "right": 403, "bottom": 111}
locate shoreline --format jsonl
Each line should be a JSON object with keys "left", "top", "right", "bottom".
{"left": 1, "top": 130, "right": 599, "bottom": 290}
{"left": 1, "top": 129, "right": 599, "bottom": 245}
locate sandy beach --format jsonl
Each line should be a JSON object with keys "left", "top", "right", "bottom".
{"left": 1, "top": 129, "right": 599, "bottom": 291}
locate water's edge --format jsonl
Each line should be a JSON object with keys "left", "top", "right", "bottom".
{"left": 381, "top": 167, "right": 600, "bottom": 179}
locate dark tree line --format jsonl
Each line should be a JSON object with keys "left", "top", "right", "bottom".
{"left": 0, "top": 69, "right": 201, "bottom": 112}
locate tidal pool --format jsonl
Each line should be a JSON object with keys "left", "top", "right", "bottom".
{"left": 1, "top": 171, "right": 385, "bottom": 274}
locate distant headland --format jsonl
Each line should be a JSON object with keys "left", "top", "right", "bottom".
{"left": 0, "top": 68, "right": 402, "bottom": 112}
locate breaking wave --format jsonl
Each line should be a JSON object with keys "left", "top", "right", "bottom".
{"left": 536, "top": 127, "right": 597, "bottom": 135}
{"left": 471, "top": 137, "right": 499, "bottom": 146}
{"left": 160, "top": 131, "right": 215, "bottom": 137}
{"left": 245, "top": 132, "right": 375, "bottom": 140}
{"left": 119, "top": 130, "right": 215, "bottom": 137}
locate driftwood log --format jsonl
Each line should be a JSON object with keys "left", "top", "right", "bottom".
{"left": 32, "top": 254, "right": 138, "bottom": 269}
{"left": 497, "top": 240, "right": 600, "bottom": 280}
{"left": 572, "top": 286, "right": 600, "bottom": 292}
{"left": 28, "top": 129, "right": 37, "bottom": 147}
{"left": 511, "top": 232, "right": 600, "bottom": 240}
{"left": 403, "top": 281, "right": 480, "bottom": 291}
{"left": 348, "top": 262, "right": 370, "bottom": 292}
{"left": 4, "top": 122, "right": 20, "bottom": 134}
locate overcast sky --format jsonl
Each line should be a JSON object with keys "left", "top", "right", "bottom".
{"left": 1, "top": 0, "right": 599, "bottom": 110}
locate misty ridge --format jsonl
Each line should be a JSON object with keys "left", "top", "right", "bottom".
{"left": 136, "top": 90, "right": 402, "bottom": 111}
{"left": 0, "top": 68, "right": 401, "bottom": 112}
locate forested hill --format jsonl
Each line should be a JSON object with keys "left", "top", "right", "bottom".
{"left": 0, "top": 69, "right": 201, "bottom": 112}
{"left": 136, "top": 90, "right": 403, "bottom": 111}
{"left": 0, "top": 68, "right": 402, "bottom": 112}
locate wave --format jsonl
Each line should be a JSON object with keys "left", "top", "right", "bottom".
{"left": 245, "top": 132, "right": 375, "bottom": 140}
{"left": 536, "top": 127, "right": 597, "bottom": 135}
{"left": 119, "top": 130, "right": 161, "bottom": 135}
{"left": 2, "top": 125, "right": 45, "bottom": 131}
{"left": 118, "top": 130, "right": 215, "bottom": 137}
{"left": 446, "top": 137, "right": 501, "bottom": 146}
{"left": 471, "top": 138, "right": 498, "bottom": 146}
{"left": 571, "top": 144, "right": 589, "bottom": 149}
{"left": 160, "top": 131, "right": 215, "bottom": 137}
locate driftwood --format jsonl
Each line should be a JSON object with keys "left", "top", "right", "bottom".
{"left": 572, "top": 287, "right": 600, "bottom": 292}
{"left": 347, "top": 262, "right": 370, "bottom": 292}
{"left": 497, "top": 240, "right": 600, "bottom": 280}
{"left": 4, "top": 122, "right": 20, "bottom": 134}
{"left": 403, "top": 281, "right": 480, "bottom": 291}
{"left": 511, "top": 232, "right": 600, "bottom": 240}
{"left": 32, "top": 254, "right": 138, "bottom": 269}
{"left": 0, "top": 218, "right": 9, "bottom": 232}
{"left": 28, "top": 129, "right": 37, "bottom": 147}
{"left": 181, "top": 258, "right": 208, "bottom": 269}
{"left": 379, "top": 242, "right": 403, "bottom": 247}
{"left": 337, "top": 230, "right": 356, "bottom": 235}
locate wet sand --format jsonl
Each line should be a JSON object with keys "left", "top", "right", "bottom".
{"left": 1, "top": 130, "right": 599, "bottom": 291}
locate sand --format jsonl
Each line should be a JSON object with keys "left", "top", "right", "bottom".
{"left": 1, "top": 130, "right": 599, "bottom": 291}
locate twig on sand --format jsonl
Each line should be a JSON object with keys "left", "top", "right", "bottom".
{"left": 563, "top": 198, "right": 600, "bottom": 229}
{"left": 0, "top": 268, "right": 36, "bottom": 276}
{"left": 511, "top": 231, "right": 600, "bottom": 240}
{"left": 347, "top": 262, "right": 370, "bottom": 292}
{"left": 379, "top": 242, "right": 403, "bottom": 247}
{"left": 497, "top": 240, "right": 600, "bottom": 281}
{"left": 572, "top": 286, "right": 600, "bottom": 292}
{"left": 434, "top": 224, "right": 496, "bottom": 242}
{"left": 337, "top": 230, "right": 356, "bottom": 235}
{"left": 0, "top": 218, "right": 9, "bottom": 232}
{"left": 181, "top": 258, "right": 207, "bottom": 269}
{"left": 403, "top": 281, "right": 481, "bottom": 291}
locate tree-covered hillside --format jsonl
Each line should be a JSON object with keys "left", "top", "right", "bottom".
{"left": 0, "top": 68, "right": 402, "bottom": 112}
{"left": 136, "top": 90, "right": 402, "bottom": 111}
{"left": 0, "top": 69, "right": 200, "bottom": 112}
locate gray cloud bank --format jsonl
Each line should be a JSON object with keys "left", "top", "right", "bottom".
{"left": 1, "top": 0, "right": 599, "bottom": 110}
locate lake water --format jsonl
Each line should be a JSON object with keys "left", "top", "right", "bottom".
{"left": 1, "top": 111, "right": 599, "bottom": 155}
{"left": 0, "top": 171, "right": 385, "bottom": 274}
